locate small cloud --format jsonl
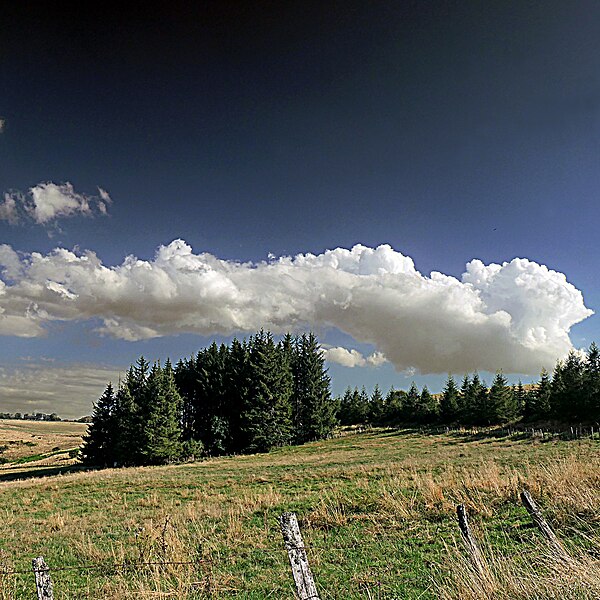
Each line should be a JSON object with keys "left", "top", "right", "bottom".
{"left": 0, "top": 193, "right": 19, "bottom": 225}
{"left": 324, "top": 346, "right": 389, "bottom": 368}
{"left": 366, "top": 351, "right": 388, "bottom": 367}
{"left": 0, "top": 118, "right": 5, "bottom": 133}
{"left": 0, "top": 182, "right": 112, "bottom": 226}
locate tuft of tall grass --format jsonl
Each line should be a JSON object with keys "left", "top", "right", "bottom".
{"left": 438, "top": 531, "right": 600, "bottom": 600}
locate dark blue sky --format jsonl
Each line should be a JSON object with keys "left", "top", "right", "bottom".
{"left": 1, "top": 2, "right": 600, "bottom": 415}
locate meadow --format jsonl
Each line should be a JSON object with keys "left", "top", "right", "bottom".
{"left": 0, "top": 425, "right": 598, "bottom": 599}
{"left": 0, "top": 420, "right": 86, "bottom": 474}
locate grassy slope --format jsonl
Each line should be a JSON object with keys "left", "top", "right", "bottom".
{"left": 0, "top": 420, "right": 86, "bottom": 467}
{"left": 0, "top": 429, "right": 598, "bottom": 599}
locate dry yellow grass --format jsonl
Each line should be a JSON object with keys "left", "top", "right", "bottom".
{"left": 0, "top": 419, "right": 86, "bottom": 466}
{"left": 0, "top": 429, "right": 598, "bottom": 598}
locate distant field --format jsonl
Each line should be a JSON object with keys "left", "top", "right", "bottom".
{"left": 0, "top": 420, "right": 87, "bottom": 472}
{"left": 0, "top": 428, "right": 598, "bottom": 599}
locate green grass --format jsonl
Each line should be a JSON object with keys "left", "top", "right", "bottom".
{"left": 0, "top": 429, "right": 598, "bottom": 599}
{"left": 12, "top": 448, "right": 76, "bottom": 465}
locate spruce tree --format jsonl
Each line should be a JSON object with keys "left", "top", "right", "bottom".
{"left": 242, "top": 331, "right": 293, "bottom": 452}
{"left": 293, "top": 333, "right": 335, "bottom": 442}
{"left": 81, "top": 383, "right": 117, "bottom": 467}
{"left": 439, "top": 375, "right": 460, "bottom": 424}
{"left": 459, "top": 374, "right": 472, "bottom": 424}
{"left": 488, "top": 372, "right": 515, "bottom": 424}
{"left": 469, "top": 374, "right": 490, "bottom": 425}
{"left": 584, "top": 342, "right": 600, "bottom": 421}
{"left": 139, "top": 361, "right": 184, "bottom": 465}
{"left": 403, "top": 382, "right": 420, "bottom": 422}
{"left": 224, "top": 337, "right": 249, "bottom": 453}
{"left": 113, "top": 382, "right": 138, "bottom": 466}
{"left": 555, "top": 351, "right": 585, "bottom": 420}
{"left": 384, "top": 388, "right": 406, "bottom": 424}
{"left": 369, "top": 384, "right": 385, "bottom": 425}
{"left": 417, "top": 386, "right": 437, "bottom": 424}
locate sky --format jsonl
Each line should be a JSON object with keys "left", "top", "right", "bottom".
{"left": 1, "top": 2, "right": 600, "bottom": 418}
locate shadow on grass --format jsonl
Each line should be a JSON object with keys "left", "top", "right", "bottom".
{"left": 373, "top": 426, "right": 542, "bottom": 444}
{"left": 0, "top": 463, "right": 91, "bottom": 482}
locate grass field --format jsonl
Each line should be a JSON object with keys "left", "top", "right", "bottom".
{"left": 0, "top": 420, "right": 87, "bottom": 475}
{"left": 0, "top": 426, "right": 598, "bottom": 599}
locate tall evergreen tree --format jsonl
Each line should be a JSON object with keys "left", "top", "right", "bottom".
{"left": 552, "top": 351, "right": 585, "bottom": 420}
{"left": 369, "top": 384, "right": 385, "bottom": 424}
{"left": 439, "top": 375, "right": 460, "bottom": 424}
{"left": 383, "top": 387, "right": 405, "bottom": 424}
{"left": 138, "top": 360, "right": 184, "bottom": 465}
{"left": 242, "top": 331, "right": 293, "bottom": 452}
{"left": 114, "top": 366, "right": 143, "bottom": 467}
{"left": 81, "top": 383, "right": 117, "bottom": 466}
{"left": 224, "top": 337, "right": 249, "bottom": 453}
{"left": 458, "top": 374, "right": 472, "bottom": 424}
{"left": 584, "top": 342, "right": 600, "bottom": 421}
{"left": 402, "top": 382, "right": 420, "bottom": 422}
{"left": 488, "top": 372, "right": 516, "bottom": 424}
{"left": 469, "top": 374, "right": 490, "bottom": 425}
{"left": 417, "top": 386, "right": 438, "bottom": 424}
{"left": 293, "top": 333, "right": 336, "bottom": 443}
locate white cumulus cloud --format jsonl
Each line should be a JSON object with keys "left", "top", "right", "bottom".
{"left": 0, "top": 240, "right": 593, "bottom": 374}
{"left": 0, "top": 182, "right": 112, "bottom": 225}
{"left": 324, "top": 347, "right": 389, "bottom": 368}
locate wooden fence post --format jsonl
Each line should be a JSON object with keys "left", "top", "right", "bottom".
{"left": 32, "top": 557, "right": 54, "bottom": 600}
{"left": 279, "top": 512, "right": 320, "bottom": 600}
{"left": 520, "top": 490, "right": 570, "bottom": 560}
{"left": 456, "top": 505, "right": 487, "bottom": 576}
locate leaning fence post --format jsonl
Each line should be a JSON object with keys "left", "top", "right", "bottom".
{"left": 456, "top": 505, "right": 486, "bottom": 576}
{"left": 520, "top": 490, "right": 570, "bottom": 560}
{"left": 32, "top": 557, "right": 54, "bottom": 600}
{"left": 279, "top": 512, "right": 320, "bottom": 600}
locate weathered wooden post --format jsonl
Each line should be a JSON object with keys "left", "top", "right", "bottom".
{"left": 32, "top": 557, "right": 53, "bottom": 600}
{"left": 520, "top": 490, "right": 570, "bottom": 560}
{"left": 279, "top": 512, "right": 320, "bottom": 600}
{"left": 456, "top": 505, "right": 486, "bottom": 576}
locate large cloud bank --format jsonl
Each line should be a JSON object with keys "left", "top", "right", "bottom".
{"left": 0, "top": 240, "right": 592, "bottom": 374}
{"left": 0, "top": 362, "right": 123, "bottom": 419}
{"left": 1, "top": 182, "right": 111, "bottom": 225}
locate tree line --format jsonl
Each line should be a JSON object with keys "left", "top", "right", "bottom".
{"left": 82, "top": 337, "right": 600, "bottom": 467}
{"left": 338, "top": 343, "right": 600, "bottom": 427}
{"left": 81, "top": 331, "right": 335, "bottom": 467}
{"left": 0, "top": 412, "right": 62, "bottom": 421}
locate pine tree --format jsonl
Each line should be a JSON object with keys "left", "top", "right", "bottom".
{"left": 469, "top": 374, "right": 490, "bottom": 425}
{"left": 138, "top": 360, "right": 184, "bottom": 465}
{"left": 293, "top": 333, "right": 335, "bottom": 443}
{"left": 369, "top": 384, "right": 385, "bottom": 424}
{"left": 584, "top": 342, "right": 600, "bottom": 421}
{"left": 113, "top": 382, "right": 138, "bottom": 466}
{"left": 488, "top": 372, "right": 515, "bottom": 424}
{"left": 224, "top": 337, "right": 249, "bottom": 453}
{"left": 81, "top": 383, "right": 117, "bottom": 466}
{"left": 439, "top": 375, "right": 460, "bottom": 424}
{"left": 242, "top": 331, "right": 293, "bottom": 452}
{"left": 459, "top": 374, "right": 472, "bottom": 424}
{"left": 403, "top": 382, "right": 420, "bottom": 422}
{"left": 383, "top": 387, "right": 405, "bottom": 424}
{"left": 513, "top": 381, "right": 526, "bottom": 418}
{"left": 417, "top": 386, "right": 437, "bottom": 424}
{"left": 175, "top": 357, "right": 196, "bottom": 440}
{"left": 536, "top": 369, "right": 552, "bottom": 419}
{"left": 553, "top": 351, "right": 585, "bottom": 420}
